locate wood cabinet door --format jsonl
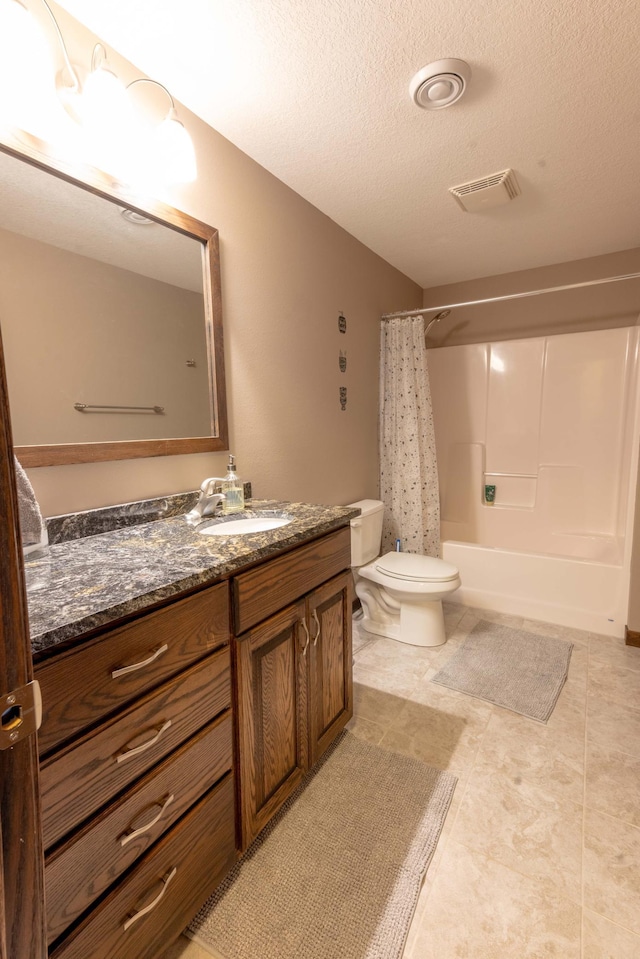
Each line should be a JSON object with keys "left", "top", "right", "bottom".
{"left": 0, "top": 331, "right": 46, "bottom": 958}
{"left": 234, "top": 600, "right": 309, "bottom": 850}
{"left": 307, "top": 571, "right": 353, "bottom": 766}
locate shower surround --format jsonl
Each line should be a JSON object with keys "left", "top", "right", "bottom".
{"left": 427, "top": 326, "right": 640, "bottom": 637}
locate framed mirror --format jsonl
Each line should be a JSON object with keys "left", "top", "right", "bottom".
{"left": 0, "top": 139, "right": 228, "bottom": 466}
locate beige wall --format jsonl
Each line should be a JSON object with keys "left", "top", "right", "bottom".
{"left": 0, "top": 229, "right": 209, "bottom": 444}
{"left": 423, "top": 247, "right": 640, "bottom": 347}
{"left": 9, "top": 4, "right": 420, "bottom": 517}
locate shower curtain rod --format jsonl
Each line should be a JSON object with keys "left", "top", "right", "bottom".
{"left": 380, "top": 271, "right": 640, "bottom": 320}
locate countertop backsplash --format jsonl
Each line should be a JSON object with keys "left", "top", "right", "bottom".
{"left": 25, "top": 494, "right": 357, "bottom": 656}
{"left": 45, "top": 483, "right": 253, "bottom": 545}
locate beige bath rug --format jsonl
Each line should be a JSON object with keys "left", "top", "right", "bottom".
{"left": 187, "top": 731, "right": 457, "bottom": 959}
{"left": 431, "top": 619, "right": 573, "bottom": 722}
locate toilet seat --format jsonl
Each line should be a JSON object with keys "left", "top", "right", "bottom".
{"left": 348, "top": 499, "right": 462, "bottom": 647}
{"left": 374, "top": 551, "right": 459, "bottom": 584}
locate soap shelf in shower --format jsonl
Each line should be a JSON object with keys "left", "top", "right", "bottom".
{"left": 484, "top": 472, "right": 537, "bottom": 509}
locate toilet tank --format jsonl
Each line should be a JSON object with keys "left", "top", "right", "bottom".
{"left": 347, "top": 499, "right": 384, "bottom": 566}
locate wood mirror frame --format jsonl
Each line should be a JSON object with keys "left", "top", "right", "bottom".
{"left": 0, "top": 136, "right": 228, "bottom": 467}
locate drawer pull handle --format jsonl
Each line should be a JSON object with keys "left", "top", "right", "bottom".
{"left": 111, "top": 644, "right": 169, "bottom": 679}
{"left": 123, "top": 866, "right": 177, "bottom": 931}
{"left": 115, "top": 720, "right": 172, "bottom": 764}
{"left": 312, "top": 610, "right": 321, "bottom": 647}
{"left": 300, "top": 619, "right": 310, "bottom": 656}
{"left": 120, "top": 793, "right": 175, "bottom": 846}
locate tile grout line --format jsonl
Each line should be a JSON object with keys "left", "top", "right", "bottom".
{"left": 357, "top": 609, "right": 621, "bottom": 956}
{"left": 585, "top": 636, "right": 640, "bottom": 951}
{"left": 398, "top": 613, "right": 492, "bottom": 934}
{"left": 582, "top": 803, "right": 640, "bottom": 831}
{"left": 589, "top": 653, "right": 640, "bottom": 676}
{"left": 587, "top": 680, "right": 640, "bottom": 715}
{"left": 433, "top": 640, "right": 589, "bottom": 942}
{"left": 425, "top": 699, "right": 586, "bottom": 919}
{"left": 451, "top": 707, "right": 586, "bottom": 910}
{"left": 412, "top": 697, "right": 495, "bottom": 916}
{"left": 582, "top": 907, "right": 640, "bottom": 940}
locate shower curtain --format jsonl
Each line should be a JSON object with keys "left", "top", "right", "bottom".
{"left": 379, "top": 315, "right": 440, "bottom": 556}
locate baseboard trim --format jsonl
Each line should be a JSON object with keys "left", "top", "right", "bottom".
{"left": 625, "top": 626, "right": 640, "bottom": 647}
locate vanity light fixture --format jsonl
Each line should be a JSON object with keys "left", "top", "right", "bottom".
{"left": 79, "top": 43, "right": 131, "bottom": 129}
{"left": 127, "top": 78, "right": 197, "bottom": 185}
{"left": 0, "top": 0, "right": 198, "bottom": 187}
{"left": 0, "top": 0, "right": 57, "bottom": 137}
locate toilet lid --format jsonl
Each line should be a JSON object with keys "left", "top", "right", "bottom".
{"left": 375, "top": 551, "right": 460, "bottom": 583}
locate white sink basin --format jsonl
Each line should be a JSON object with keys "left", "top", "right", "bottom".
{"left": 198, "top": 515, "right": 292, "bottom": 536}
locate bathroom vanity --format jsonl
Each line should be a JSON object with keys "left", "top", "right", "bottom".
{"left": 233, "top": 527, "right": 352, "bottom": 849}
{"left": 26, "top": 499, "right": 357, "bottom": 959}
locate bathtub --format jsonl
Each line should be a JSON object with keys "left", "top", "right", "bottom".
{"left": 442, "top": 540, "right": 627, "bottom": 638}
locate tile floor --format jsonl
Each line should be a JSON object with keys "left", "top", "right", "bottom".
{"left": 165, "top": 603, "right": 640, "bottom": 959}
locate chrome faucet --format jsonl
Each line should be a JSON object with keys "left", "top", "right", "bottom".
{"left": 185, "top": 476, "right": 227, "bottom": 524}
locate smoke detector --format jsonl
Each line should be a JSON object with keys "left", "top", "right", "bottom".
{"left": 449, "top": 169, "right": 521, "bottom": 212}
{"left": 410, "top": 59, "right": 471, "bottom": 110}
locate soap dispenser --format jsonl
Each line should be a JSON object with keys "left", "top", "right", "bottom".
{"left": 221, "top": 454, "right": 244, "bottom": 514}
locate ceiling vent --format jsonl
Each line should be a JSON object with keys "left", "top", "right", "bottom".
{"left": 449, "top": 169, "right": 520, "bottom": 212}
{"left": 410, "top": 59, "right": 471, "bottom": 110}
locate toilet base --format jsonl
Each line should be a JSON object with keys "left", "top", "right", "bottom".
{"left": 360, "top": 598, "right": 447, "bottom": 647}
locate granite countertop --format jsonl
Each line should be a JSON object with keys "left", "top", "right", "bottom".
{"left": 26, "top": 499, "right": 359, "bottom": 657}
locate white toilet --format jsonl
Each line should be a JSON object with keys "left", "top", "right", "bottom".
{"left": 349, "top": 499, "right": 461, "bottom": 647}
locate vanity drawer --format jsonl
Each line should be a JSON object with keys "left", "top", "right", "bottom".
{"left": 41, "top": 647, "right": 230, "bottom": 849}
{"left": 49, "top": 774, "right": 236, "bottom": 959}
{"left": 36, "top": 583, "right": 230, "bottom": 756}
{"left": 233, "top": 527, "right": 351, "bottom": 633}
{"left": 45, "top": 711, "right": 233, "bottom": 945}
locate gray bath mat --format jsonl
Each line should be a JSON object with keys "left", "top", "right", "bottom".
{"left": 187, "top": 731, "right": 457, "bottom": 959}
{"left": 431, "top": 620, "right": 573, "bottom": 722}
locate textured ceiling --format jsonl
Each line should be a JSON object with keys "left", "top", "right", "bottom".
{"left": 0, "top": 151, "right": 203, "bottom": 291}
{"left": 54, "top": 0, "right": 640, "bottom": 287}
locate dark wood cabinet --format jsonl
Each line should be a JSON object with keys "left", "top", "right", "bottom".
{"left": 34, "top": 586, "right": 236, "bottom": 956}
{"left": 45, "top": 714, "right": 232, "bottom": 945}
{"left": 48, "top": 776, "right": 235, "bottom": 959}
{"left": 31, "top": 521, "right": 354, "bottom": 955}
{"left": 233, "top": 533, "right": 353, "bottom": 850}
{"left": 36, "top": 583, "right": 229, "bottom": 757}
{"left": 234, "top": 600, "right": 309, "bottom": 848}
{"left": 307, "top": 572, "right": 353, "bottom": 766}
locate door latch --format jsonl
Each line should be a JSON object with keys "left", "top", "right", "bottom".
{"left": 0, "top": 681, "right": 42, "bottom": 749}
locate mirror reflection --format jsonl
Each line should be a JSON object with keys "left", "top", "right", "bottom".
{"left": 0, "top": 146, "right": 227, "bottom": 464}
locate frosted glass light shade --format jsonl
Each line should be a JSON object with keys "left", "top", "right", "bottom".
{"left": 0, "top": 0, "right": 56, "bottom": 137}
{"left": 81, "top": 64, "right": 131, "bottom": 130}
{"left": 154, "top": 108, "right": 197, "bottom": 183}
{"left": 81, "top": 65, "right": 135, "bottom": 179}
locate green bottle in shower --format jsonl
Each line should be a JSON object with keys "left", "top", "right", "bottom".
{"left": 484, "top": 484, "right": 496, "bottom": 505}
